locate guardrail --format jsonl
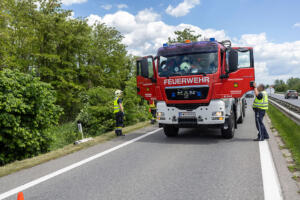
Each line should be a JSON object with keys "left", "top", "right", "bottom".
{"left": 269, "top": 96, "right": 300, "bottom": 114}
{"left": 268, "top": 96, "right": 300, "bottom": 125}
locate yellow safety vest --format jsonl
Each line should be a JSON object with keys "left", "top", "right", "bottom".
{"left": 149, "top": 101, "right": 156, "bottom": 109}
{"left": 253, "top": 91, "right": 268, "bottom": 110}
{"left": 114, "top": 97, "right": 120, "bottom": 113}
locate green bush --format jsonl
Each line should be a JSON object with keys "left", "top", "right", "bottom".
{"left": 76, "top": 77, "right": 150, "bottom": 136}
{"left": 0, "top": 69, "right": 63, "bottom": 165}
{"left": 123, "top": 77, "right": 150, "bottom": 125}
{"left": 76, "top": 87, "right": 115, "bottom": 136}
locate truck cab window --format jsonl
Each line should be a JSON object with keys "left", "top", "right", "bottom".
{"left": 158, "top": 52, "right": 218, "bottom": 77}
{"left": 137, "top": 61, "right": 142, "bottom": 76}
{"left": 238, "top": 51, "right": 251, "bottom": 68}
{"left": 147, "top": 57, "right": 154, "bottom": 78}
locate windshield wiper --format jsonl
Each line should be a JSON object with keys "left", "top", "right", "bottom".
{"left": 198, "top": 72, "right": 207, "bottom": 76}
{"left": 169, "top": 72, "right": 182, "bottom": 77}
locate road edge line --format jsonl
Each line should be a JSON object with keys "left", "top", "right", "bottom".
{"left": 259, "top": 140, "right": 283, "bottom": 200}
{"left": 0, "top": 128, "right": 162, "bottom": 200}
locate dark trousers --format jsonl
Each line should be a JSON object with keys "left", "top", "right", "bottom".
{"left": 150, "top": 109, "right": 156, "bottom": 119}
{"left": 115, "top": 111, "right": 124, "bottom": 135}
{"left": 150, "top": 109, "right": 156, "bottom": 124}
{"left": 254, "top": 109, "right": 269, "bottom": 140}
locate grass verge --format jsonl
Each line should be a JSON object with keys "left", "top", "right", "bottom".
{"left": 267, "top": 103, "right": 300, "bottom": 171}
{"left": 0, "top": 121, "right": 151, "bottom": 177}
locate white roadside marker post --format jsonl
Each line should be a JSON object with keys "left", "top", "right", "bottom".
{"left": 74, "top": 121, "right": 93, "bottom": 145}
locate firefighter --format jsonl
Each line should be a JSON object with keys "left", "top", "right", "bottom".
{"left": 114, "top": 90, "right": 125, "bottom": 136}
{"left": 149, "top": 100, "right": 156, "bottom": 124}
{"left": 252, "top": 83, "right": 269, "bottom": 141}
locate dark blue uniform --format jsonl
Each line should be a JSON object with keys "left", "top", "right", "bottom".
{"left": 253, "top": 92, "right": 269, "bottom": 141}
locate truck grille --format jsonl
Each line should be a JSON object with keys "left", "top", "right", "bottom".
{"left": 165, "top": 86, "right": 209, "bottom": 100}
{"left": 178, "top": 117, "right": 197, "bottom": 125}
{"left": 167, "top": 103, "right": 209, "bottom": 110}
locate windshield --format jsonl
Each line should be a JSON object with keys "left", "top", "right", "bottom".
{"left": 158, "top": 52, "right": 218, "bottom": 77}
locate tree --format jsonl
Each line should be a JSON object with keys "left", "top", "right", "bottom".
{"left": 168, "top": 28, "right": 201, "bottom": 43}
{"left": 286, "top": 77, "right": 300, "bottom": 92}
{"left": 274, "top": 79, "right": 287, "bottom": 92}
{"left": 0, "top": 0, "right": 133, "bottom": 121}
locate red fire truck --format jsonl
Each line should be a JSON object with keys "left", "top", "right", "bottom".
{"left": 136, "top": 39, "right": 255, "bottom": 139}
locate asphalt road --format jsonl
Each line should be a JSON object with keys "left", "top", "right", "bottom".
{"left": 0, "top": 102, "right": 273, "bottom": 200}
{"left": 270, "top": 93, "right": 300, "bottom": 107}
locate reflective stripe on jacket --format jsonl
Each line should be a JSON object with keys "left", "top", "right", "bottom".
{"left": 253, "top": 91, "right": 268, "bottom": 110}
{"left": 114, "top": 97, "right": 120, "bottom": 113}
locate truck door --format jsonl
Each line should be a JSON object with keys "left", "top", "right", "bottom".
{"left": 218, "top": 48, "right": 255, "bottom": 98}
{"left": 136, "top": 56, "right": 157, "bottom": 101}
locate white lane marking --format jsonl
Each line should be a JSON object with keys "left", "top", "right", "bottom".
{"left": 259, "top": 140, "right": 283, "bottom": 200}
{"left": 0, "top": 128, "right": 162, "bottom": 200}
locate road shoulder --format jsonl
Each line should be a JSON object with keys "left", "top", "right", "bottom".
{"left": 264, "top": 115, "right": 300, "bottom": 200}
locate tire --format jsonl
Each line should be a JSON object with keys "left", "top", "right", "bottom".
{"left": 237, "top": 111, "right": 244, "bottom": 124}
{"left": 163, "top": 125, "right": 179, "bottom": 137}
{"left": 242, "top": 100, "right": 246, "bottom": 117}
{"left": 237, "top": 100, "right": 245, "bottom": 124}
{"left": 221, "top": 110, "right": 235, "bottom": 139}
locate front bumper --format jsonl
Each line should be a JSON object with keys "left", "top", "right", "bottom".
{"left": 156, "top": 100, "right": 226, "bottom": 127}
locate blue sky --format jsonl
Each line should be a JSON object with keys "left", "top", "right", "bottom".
{"left": 61, "top": 0, "right": 300, "bottom": 84}
{"left": 64, "top": 0, "right": 300, "bottom": 43}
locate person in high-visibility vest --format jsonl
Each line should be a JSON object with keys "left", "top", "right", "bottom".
{"left": 252, "top": 83, "right": 269, "bottom": 141}
{"left": 114, "top": 90, "right": 124, "bottom": 136}
{"left": 149, "top": 100, "right": 156, "bottom": 124}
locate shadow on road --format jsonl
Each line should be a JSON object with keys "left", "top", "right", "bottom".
{"left": 138, "top": 127, "right": 223, "bottom": 145}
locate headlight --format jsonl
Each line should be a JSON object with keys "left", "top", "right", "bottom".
{"left": 212, "top": 111, "right": 224, "bottom": 116}
{"left": 157, "top": 112, "right": 165, "bottom": 117}
{"left": 157, "top": 112, "right": 165, "bottom": 120}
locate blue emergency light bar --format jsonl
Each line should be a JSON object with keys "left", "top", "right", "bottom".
{"left": 209, "top": 38, "right": 216, "bottom": 42}
{"left": 163, "top": 43, "right": 168, "bottom": 47}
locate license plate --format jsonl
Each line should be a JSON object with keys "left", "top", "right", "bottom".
{"left": 179, "top": 112, "right": 196, "bottom": 118}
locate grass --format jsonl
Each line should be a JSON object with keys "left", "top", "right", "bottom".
{"left": 0, "top": 121, "right": 150, "bottom": 177}
{"left": 267, "top": 104, "right": 300, "bottom": 171}
{"left": 47, "top": 122, "right": 81, "bottom": 151}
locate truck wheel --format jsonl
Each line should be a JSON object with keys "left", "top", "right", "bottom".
{"left": 242, "top": 99, "right": 246, "bottom": 117}
{"left": 237, "top": 102, "right": 245, "bottom": 124}
{"left": 164, "top": 126, "right": 179, "bottom": 137}
{"left": 221, "top": 111, "right": 235, "bottom": 139}
{"left": 237, "top": 113, "right": 243, "bottom": 124}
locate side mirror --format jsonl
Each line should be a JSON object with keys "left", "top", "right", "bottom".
{"left": 141, "top": 58, "right": 149, "bottom": 78}
{"left": 227, "top": 48, "right": 238, "bottom": 72}
{"left": 220, "top": 74, "right": 229, "bottom": 79}
{"left": 151, "top": 77, "right": 157, "bottom": 83}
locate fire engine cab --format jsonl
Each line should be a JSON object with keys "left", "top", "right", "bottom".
{"left": 136, "top": 39, "right": 255, "bottom": 139}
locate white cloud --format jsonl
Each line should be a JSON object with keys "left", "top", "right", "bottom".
{"left": 101, "top": 4, "right": 112, "bottom": 10}
{"left": 165, "top": 0, "right": 200, "bottom": 17}
{"left": 67, "top": 11, "right": 75, "bottom": 20}
{"left": 293, "top": 23, "right": 300, "bottom": 28}
{"left": 86, "top": 10, "right": 300, "bottom": 85}
{"left": 61, "top": 0, "right": 87, "bottom": 6}
{"left": 136, "top": 8, "right": 160, "bottom": 23}
{"left": 236, "top": 33, "right": 300, "bottom": 83}
{"left": 117, "top": 4, "right": 128, "bottom": 9}
{"left": 101, "top": 11, "right": 137, "bottom": 33}
{"left": 86, "top": 14, "right": 102, "bottom": 26}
